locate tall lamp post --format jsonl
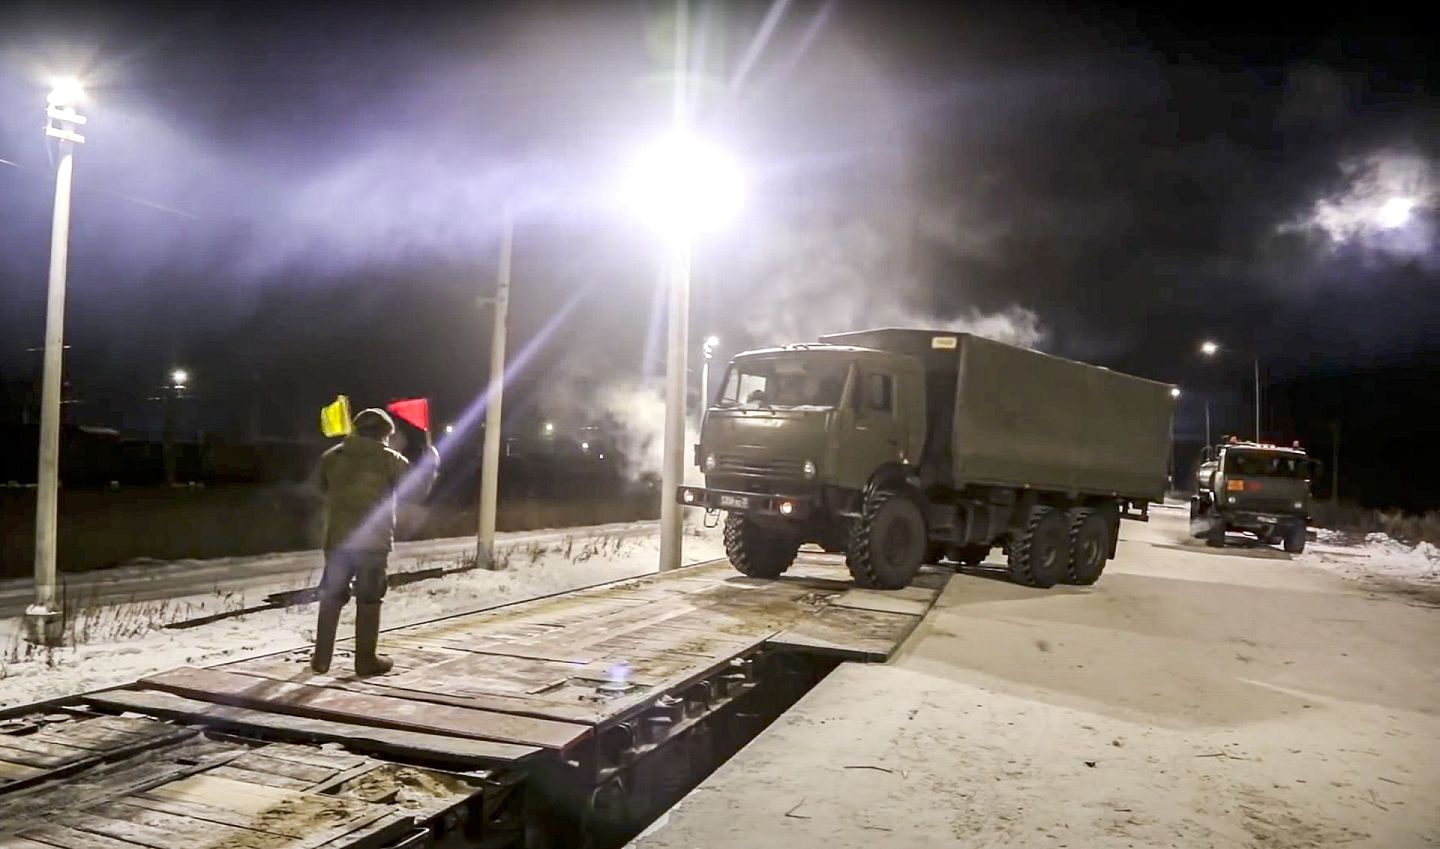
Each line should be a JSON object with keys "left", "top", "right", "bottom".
{"left": 26, "top": 78, "right": 87, "bottom": 646}
{"left": 477, "top": 208, "right": 513, "bottom": 570}
{"left": 163, "top": 369, "right": 189, "bottom": 486}
{"left": 627, "top": 138, "right": 742, "bottom": 572}
{"left": 1168, "top": 386, "right": 1181, "bottom": 492}
{"left": 1200, "top": 339, "right": 1261, "bottom": 442}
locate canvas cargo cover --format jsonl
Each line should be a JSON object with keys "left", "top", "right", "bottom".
{"left": 821, "top": 329, "right": 1173, "bottom": 502}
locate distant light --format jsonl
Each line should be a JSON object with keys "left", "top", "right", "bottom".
{"left": 581, "top": 441, "right": 590, "bottom": 451}
{"left": 47, "top": 77, "right": 85, "bottom": 108}
{"left": 1170, "top": 387, "right": 1182, "bottom": 399}
{"left": 1375, "top": 197, "right": 1414, "bottom": 229}
{"left": 1200, "top": 341, "right": 1219, "bottom": 357}
{"left": 705, "top": 335, "right": 720, "bottom": 348}
{"left": 625, "top": 135, "right": 744, "bottom": 237}
{"left": 543, "top": 422, "right": 555, "bottom": 436}
{"left": 170, "top": 369, "right": 189, "bottom": 388}
{"left": 444, "top": 424, "right": 455, "bottom": 434}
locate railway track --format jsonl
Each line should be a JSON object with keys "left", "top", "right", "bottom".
{"left": 0, "top": 555, "right": 946, "bottom": 848}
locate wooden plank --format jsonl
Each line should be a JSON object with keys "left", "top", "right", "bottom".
{"left": 0, "top": 760, "right": 44, "bottom": 781}
{"left": 0, "top": 837, "right": 59, "bottom": 849}
{"left": 123, "top": 793, "right": 314, "bottom": 836}
{"left": 143, "top": 773, "right": 297, "bottom": 815}
{"left": 768, "top": 606, "right": 921, "bottom": 661}
{"left": 0, "top": 734, "right": 93, "bottom": 760}
{"left": 88, "top": 802, "right": 262, "bottom": 847}
{"left": 228, "top": 752, "right": 338, "bottom": 784}
{"left": 248, "top": 743, "right": 366, "bottom": 773}
{"left": 63, "top": 810, "right": 235, "bottom": 849}
{"left": 828, "top": 589, "right": 933, "bottom": 617}
{"left": 86, "top": 690, "right": 543, "bottom": 766}
{"left": 0, "top": 743, "right": 75, "bottom": 769}
{"left": 207, "top": 764, "right": 317, "bottom": 790}
{"left": 17, "top": 825, "right": 154, "bottom": 849}
{"left": 137, "top": 668, "right": 590, "bottom": 750}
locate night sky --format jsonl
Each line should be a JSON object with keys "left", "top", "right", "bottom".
{"left": 0, "top": 2, "right": 1435, "bottom": 509}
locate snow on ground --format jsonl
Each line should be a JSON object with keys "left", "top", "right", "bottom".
{"left": 1300, "top": 530, "right": 1440, "bottom": 584}
{"left": 0, "top": 524, "right": 724, "bottom": 708}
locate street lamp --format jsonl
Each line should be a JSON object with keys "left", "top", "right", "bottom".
{"left": 628, "top": 138, "right": 744, "bottom": 573}
{"left": 1199, "top": 339, "right": 1261, "bottom": 442}
{"left": 171, "top": 368, "right": 189, "bottom": 389}
{"left": 26, "top": 78, "right": 87, "bottom": 645}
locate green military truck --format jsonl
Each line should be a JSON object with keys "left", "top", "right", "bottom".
{"left": 1190, "top": 440, "right": 1317, "bottom": 553}
{"left": 677, "top": 329, "right": 1176, "bottom": 589}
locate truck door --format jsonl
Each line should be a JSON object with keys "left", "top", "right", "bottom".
{"left": 848, "top": 367, "right": 905, "bottom": 484}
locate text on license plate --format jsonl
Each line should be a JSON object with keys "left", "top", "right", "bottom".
{"left": 719, "top": 495, "right": 750, "bottom": 509}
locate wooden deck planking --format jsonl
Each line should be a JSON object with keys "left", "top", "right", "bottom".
{"left": 138, "top": 667, "right": 590, "bottom": 750}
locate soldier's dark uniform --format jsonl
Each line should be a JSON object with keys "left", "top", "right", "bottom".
{"left": 311, "top": 409, "right": 434, "bottom": 675}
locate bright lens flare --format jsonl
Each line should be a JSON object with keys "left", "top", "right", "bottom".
{"left": 1200, "top": 341, "right": 1219, "bottom": 356}
{"left": 170, "top": 369, "right": 189, "bottom": 387}
{"left": 47, "top": 77, "right": 85, "bottom": 108}
{"left": 625, "top": 135, "right": 744, "bottom": 236}
{"left": 1375, "top": 197, "right": 1414, "bottom": 229}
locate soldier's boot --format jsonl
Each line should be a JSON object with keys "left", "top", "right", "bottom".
{"left": 310, "top": 598, "right": 342, "bottom": 674}
{"left": 354, "top": 603, "right": 393, "bottom": 677}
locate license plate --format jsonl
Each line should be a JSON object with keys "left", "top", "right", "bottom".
{"left": 718, "top": 495, "right": 750, "bottom": 510}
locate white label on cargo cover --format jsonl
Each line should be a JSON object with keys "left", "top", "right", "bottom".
{"left": 932, "top": 336, "right": 958, "bottom": 349}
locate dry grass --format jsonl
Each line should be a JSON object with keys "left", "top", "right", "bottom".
{"left": 1311, "top": 500, "right": 1440, "bottom": 547}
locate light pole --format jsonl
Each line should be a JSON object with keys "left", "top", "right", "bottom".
{"left": 26, "top": 78, "right": 87, "bottom": 646}
{"left": 163, "top": 369, "right": 189, "bottom": 486}
{"left": 477, "top": 207, "right": 513, "bottom": 570}
{"left": 1200, "top": 339, "right": 1261, "bottom": 442}
{"left": 700, "top": 335, "right": 719, "bottom": 427}
{"left": 1168, "top": 386, "right": 1180, "bottom": 492}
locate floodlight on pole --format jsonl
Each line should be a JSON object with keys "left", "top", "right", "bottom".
{"left": 27, "top": 78, "right": 87, "bottom": 645}
{"left": 1197, "top": 339, "right": 1261, "bottom": 442}
{"left": 1375, "top": 197, "right": 1414, "bottom": 229}
{"left": 171, "top": 369, "right": 189, "bottom": 389}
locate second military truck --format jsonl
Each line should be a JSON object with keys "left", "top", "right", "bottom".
{"left": 678, "top": 329, "right": 1175, "bottom": 589}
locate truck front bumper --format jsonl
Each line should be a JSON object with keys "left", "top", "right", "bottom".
{"left": 676, "top": 486, "right": 815, "bottom": 520}
{"left": 1227, "top": 512, "right": 1307, "bottom": 533}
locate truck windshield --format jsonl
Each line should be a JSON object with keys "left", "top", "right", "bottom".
{"left": 717, "top": 357, "right": 850, "bottom": 410}
{"left": 1224, "top": 450, "right": 1310, "bottom": 478}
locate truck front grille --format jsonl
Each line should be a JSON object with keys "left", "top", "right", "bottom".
{"left": 715, "top": 455, "right": 806, "bottom": 478}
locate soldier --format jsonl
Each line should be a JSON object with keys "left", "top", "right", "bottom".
{"left": 311, "top": 408, "right": 438, "bottom": 676}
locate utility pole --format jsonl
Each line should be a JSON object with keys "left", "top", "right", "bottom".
{"left": 658, "top": 0, "right": 692, "bottom": 573}
{"left": 477, "top": 208, "right": 512, "bottom": 569}
{"left": 26, "top": 80, "right": 86, "bottom": 646}
{"left": 1330, "top": 419, "right": 1340, "bottom": 506}
{"left": 700, "top": 335, "right": 718, "bottom": 429}
{"left": 1204, "top": 398, "right": 1212, "bottom": 451}
{"left": 1252, "top": 354, "right": 1261, "bottom": 442}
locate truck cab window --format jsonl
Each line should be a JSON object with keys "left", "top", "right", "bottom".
{"left": 863, "top": 373, "right": 893, "bottom": 414}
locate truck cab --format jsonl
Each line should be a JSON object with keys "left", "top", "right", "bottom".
{"left": 1190, "top": 441, "right": 1318, "bottom": 552}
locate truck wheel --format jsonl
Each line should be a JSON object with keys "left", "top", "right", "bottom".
{"left": 947, "top": 544, "right": 990, "bottom": 568}
{"left": 1282, "top": 526, "right": 1306, "bottom": 554}
{"left": 1007, "top": 506, "right": 1070, "bottom": 589}
{"left": 846, "top": 489, "right": 927, "bottom": 590}
{"left": 723, "top": 514, "right": 800, "bottom": 579}
{"left": 1204, "top": 526, "right": 1226, "bottom": 548}
{"left": 1066, "top": 508, "right": 1109, "bottom": 586}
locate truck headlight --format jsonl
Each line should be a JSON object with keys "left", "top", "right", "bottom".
{"left": 803, "top": 460, "right": 817, "bottom": 480}
{"left": 704, "top": 454, "right": 717, "bottom": 472}
{"left": 1293, "top": 501, "right": 1304, "bottom": 510}
{"left": 1227, "top": 496, "right": 1236, "bottom": 505}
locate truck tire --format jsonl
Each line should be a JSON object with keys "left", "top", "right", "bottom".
{"left": 1204, "top": 525, "right": 1226, "bottom": 547}
{"left": 1282, "top": 526, "right": 1306, "bottom": 554}
{"left": 947, "top": 544, "right": 990, "bottom": 568}
{"left": 1066, "top": 508, "right": 1109, "bottom": 586}
{"left": 846, "top": 489, "right": 927, "bottom": 590}
{"left": 1007, "top": 505, "right": 1070, "bottom": 589}
{"left": 723, "top": 514, "right": 800, "bottom": 579}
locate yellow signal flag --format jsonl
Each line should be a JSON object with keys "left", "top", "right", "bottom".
{"left": 320, "top": 395, "right": 354, "bottom": 438}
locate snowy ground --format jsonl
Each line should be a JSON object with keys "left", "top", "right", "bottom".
{"left": 1301, "top": 529, "right": 1440, "bottom": 585}
{"left": 636, "top": 503, "right": 1440, "bottom": 849}
{"left": 0, "top": 523, "right": 724, "bottom": 708}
